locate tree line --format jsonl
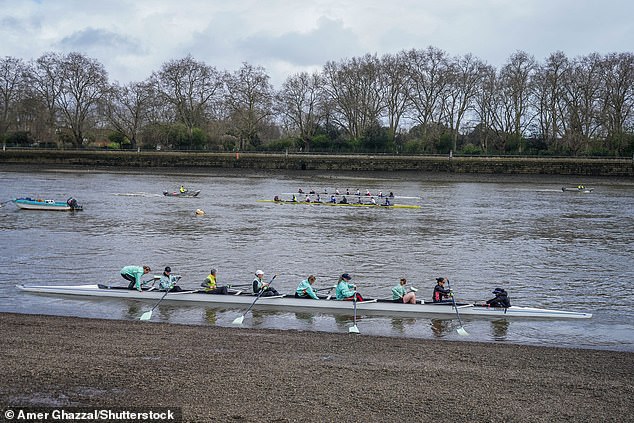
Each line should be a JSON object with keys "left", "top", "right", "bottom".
{"left": 1, "top": 48, "right": 633, "bottom": 156}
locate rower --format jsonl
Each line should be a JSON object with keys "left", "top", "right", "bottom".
{"left": 392, "top": 278, "right": 416, "bottom": 304}
{"left": 295, "top": 275, "right": 319, "bottom": 300}
{"left": 180, "top": 185, "right": 187, "bottom": 193}
{"left": 384, "top": 197, "right": 391, "bottom": 206}
{"left": 366, "top": 189, "right": 371, "bottom": 196}
{"left": 339, "top": 196, "right": 348, "bottom": 204}
{"left": 330, "top": 195, "right": 337, "bottom": 203}
{"left": 292, "top": 194, "right": 298, "bottom": 202}
{"left": 253, "top": 270, "right": 279, "bottom": 297}
{"left": 336, "top": 273, "right": 364, "bottom": 301}
{"left": 298, "top": 188, "right": 304, "bottom": 194}
{"left": 159, "top": 266, "right": 183, "bottom": 292}
{"left": 432, "top": 277, "right": 452, "bottom": 303}
{"left": 305, "top": 195, "right": 311, "bottom": 202}
{"left": 370, "top": 197, "right": 377, "bottom": 205}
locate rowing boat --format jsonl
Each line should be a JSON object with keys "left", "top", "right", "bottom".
{"left": 562, "top": 187, "right": 594, "bottom": 193}
{"left": 16, "top": 284, "right": 592, "bottom": 319}
{"left": 163, "top": 190, "right": 201, "bottom": 197}
{"left": 258, "top": 200, "right": 421, "bottom": 209}
{"left": 13, "top": 197, "right": 83, "bottom": 211}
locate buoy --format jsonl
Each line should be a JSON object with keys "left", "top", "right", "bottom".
{"left": 195, "top": 209, "right": 205, "bottom": 216}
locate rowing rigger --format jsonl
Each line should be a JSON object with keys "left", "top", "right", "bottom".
{"left": 16, "top": 284, "right": 593, "bottom": 319}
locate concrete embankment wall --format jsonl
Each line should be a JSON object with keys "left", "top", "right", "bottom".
{"left": 1, "top": 150, "right": 632, "bottom": 176}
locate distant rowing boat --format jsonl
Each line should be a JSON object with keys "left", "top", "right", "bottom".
{"left": 258, "top": 200, "right": 421, "bottom": 209}
{"left": 284, "top": 193, "right": 421, "bottom": 200}
{"left": 562, "top": 187, "right": 594, "bottom": 193}
{"left": 13, "top": 197, "right": 83, "bottom": 211}
{"left": 16, "top": 284, "right": 592, "bottom": 319}
{"left": 163, "top": 190, "right": 201, "bottom": 197}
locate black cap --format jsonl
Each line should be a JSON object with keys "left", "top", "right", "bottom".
{"left": 493, "top": 287, "right": 504, "bottom": 294}
{"left": 341, "top": 273, "right": 351, "bottom": 280}
{"left": 164, "top": 266, "right": 171, "bottom": 272}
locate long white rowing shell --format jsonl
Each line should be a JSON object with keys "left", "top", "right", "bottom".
{"left": 16, "top": 284, "right": 593, "bottom": 319}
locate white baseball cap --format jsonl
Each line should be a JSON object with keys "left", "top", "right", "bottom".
{"left": 255, "top": 270, "right": 264, "bottom": 276}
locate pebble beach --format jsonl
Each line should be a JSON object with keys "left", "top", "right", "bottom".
{"left": 1, "top": 312, "right": 632, "bottom": 422}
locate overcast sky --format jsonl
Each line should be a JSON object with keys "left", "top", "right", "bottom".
{"left": 1, "top": 0, "right": 632, "bottom": 88}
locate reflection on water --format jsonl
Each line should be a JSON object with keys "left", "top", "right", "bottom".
{"left": 490, "top": 319, "right": 510, "bottom": 340}
{"left": 0, "top": 169, "right": 633, "bottom": 351}
{"left": 430, "top": 319, "right": 453, "bottom": 337}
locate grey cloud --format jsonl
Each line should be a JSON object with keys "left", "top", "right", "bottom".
{"left": 56, "top": 27, "right": 144, "bottom": 55}
{"left": 239, "top": 17, "right": 364, "bottom": 65}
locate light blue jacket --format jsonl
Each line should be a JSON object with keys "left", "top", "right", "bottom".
{"left": 336, "top": 280, "right": 355, "bottom": 300}
{"left": 392, "top": 284, "right": 406, "bottom": 300}
{"left": 121, "top": 266, "right": 145, "bottom": 288}
{"left": 159, "top": 274, "right": 179, "bottom": 290}
{"left": 296, "top": 279, "right": 319, "bottom": 300}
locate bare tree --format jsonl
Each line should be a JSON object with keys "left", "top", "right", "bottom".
{"left": 493, "top": 51, "right": 538, "bottom": 152}
{"left": 276, "top": 71, "right": 325, "bottom": 151}
{"left": 103, "top": 80, "right": 155, "bottom": 148}
{"left": 153, "top": 55, "right": 225, "bottom": 149}
{"left": 560, "top": 53, "right": 604, "bottom": 153}
{"left": 321, "top": 54, "right": 385, "bottom": 140}
{"left": 224, "top": 62, "right": 275, "bottom": 150}
{"left": 0, "top": 56, "right": 28, "bottom": 141}
{"left": 406, "top": 47, "right": 452, "bottom": 136}
{"left": 27, "top": 52, "right": 66, "bottom": 145}
{"left": 598, "top": 52, "right": 634, "bottom": 154}
{"left": 379, "top": 51, "right": 411, "bottom": 147}
{"left": 55, "top": 52, "right": 109, "bottom": 148}
{"left": 532, "top": 51, "right": 570, "bottom": 150}
{"left": 443, "top": 53, "right": 490, "bottom": 151}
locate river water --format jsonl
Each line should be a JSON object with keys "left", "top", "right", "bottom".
{"left": 1, "top": 167, "right": 632, "bottom": 352}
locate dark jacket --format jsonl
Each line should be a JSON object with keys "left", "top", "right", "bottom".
{"left": 433, "top": 284, "right": 452, "bottom": 302}
{"left": 487, "top": 289, "right": 511, "bottom": 307}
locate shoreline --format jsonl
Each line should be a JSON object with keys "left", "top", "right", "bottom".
{"left": 1, "top": 312, "right": 632, "bottom": 422}
{"left": 1, "top": 150, "right": 633, "bottom": 176}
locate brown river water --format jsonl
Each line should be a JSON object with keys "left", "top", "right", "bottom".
{"left": 1, "top": 167, "right": 632, "bottom": 351}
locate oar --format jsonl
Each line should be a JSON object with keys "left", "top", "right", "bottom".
{"left": 349, "top": 292, "right": 360, "bottom": 334}
{"left": 139, "top": 289, "right": 170, "bottom": 321}
{"left": 232, "top": 274, "right": 277, "bottom": 325}
{"left": 446, "top": 279, "right": 469, "bottom": 336}
{"left": 315, "top": 285, "right": 337, "bottom": 292}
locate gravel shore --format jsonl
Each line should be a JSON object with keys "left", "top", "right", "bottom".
{"left": 1, "top": 312, "right": 632, "bottom": 423}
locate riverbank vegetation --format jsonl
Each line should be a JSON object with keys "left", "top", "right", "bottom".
{"left": 1, "top": 48, "right": 633, "bottom": 157}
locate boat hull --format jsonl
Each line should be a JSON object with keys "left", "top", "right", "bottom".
{"left": 16, "top": 284, "right": 592, "bottom": 319}
{"left": 257, "top": 200, "right": 421, "bottom": 209}
{"left": 163, "top": 190, "right": 200, "bottom": 197}
{"left": 13, "top": 199, "right": 82, "bottom": 211}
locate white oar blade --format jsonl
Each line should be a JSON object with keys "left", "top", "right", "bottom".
{"left": 348, "top": 325, "right": 360, "bottom": 334}
{"left": 457, "top": 326, "right": 469, "bottom": 336}
{"left": 139, "top": 310, "right": 153, "bottom": 321}
{"left": 232, "top": 315, "right": 245, "bottom": 325}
